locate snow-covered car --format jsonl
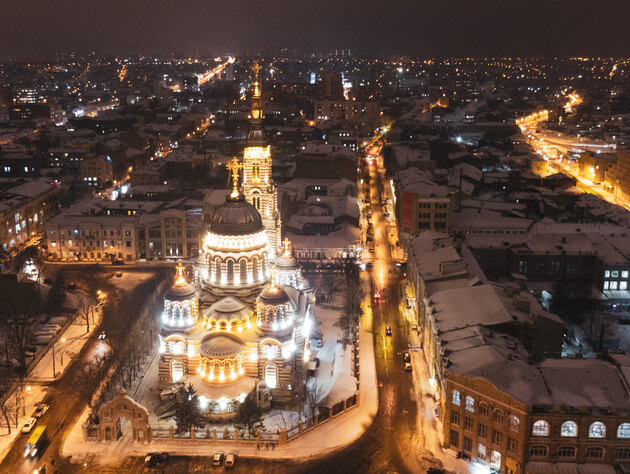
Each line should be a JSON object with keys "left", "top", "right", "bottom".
{"left": 21, "top": 418, "right": 37, "bottom": 434}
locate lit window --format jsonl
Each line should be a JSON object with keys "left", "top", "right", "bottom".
{"left": 465, "top": 396, "right": 475, "bottom": 412}
{"left": 611, "top": 281, "right": 619, "bottom": 290}
{"left": 509, "top": 416, "right": 520, "bottom": 432}
{"left": 533, "top": 420, "right": 550, "bottom": 436}
{"left": 612, "top": 271, "right": 619, "bottom": 278}
{"left": 618, "top": 423, "right": 630, "bottom": 439}
{"left": 622, "top": 282, "right": 628, "bottom": 290}
{"left": 605, "top": 271, "right": 611, "bottom": 277}
{"left": 452, "top": 390, "right": 461, "bottom": 406}
{"left": 623, "top": 271, "right": 629, "bottom": 279}
{"left": 589, "top": 421, "right": 606, "bottom": 438}
{"left": 265, "top": 364, "right": 277, "bottom": 389}
{"left": 604, "top": 281, "right": 610, "bottom": 290}
{"left": 561, "top": 421, "right": 578, "bottom": 437}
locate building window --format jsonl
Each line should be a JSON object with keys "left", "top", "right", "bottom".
{"left": 618, "top": 423, "right": 630, "bottom": 439}
{"left": 589, "top": 421, "right": 606, "bottom": 438}
{"left": 615, "top": 448, "right": 630, "bottom": 461}
{"left": 264, "top": 364, "right": 277, "bottom": 389}
{"left": 623, "top": 271, "right": 629, "bottom": 279}
{"left": 558, "top": 446, "right": 576, "bottom": 459}
{"left": 492, "top": 430, "right": 503, "bottom": 445}
{"left": 533, "top": 420, "right": 550, "bottom": 436}
{"left": 449, "top": 429, "right": 459, "bottom": 448}
{"left": 529, "top": 445, "right": 548, "bottom": 458}
{"left": 477, "top": 443, "right": 487, "bottom": 460}
{"left": 478, "top": 423, "right": 488, "bottom": 438}
{"left": 465, "top": 396, "right": 475, "bottom": 412}
{"left": 451, "top": 410, "right": 460, "bottom": 425}
{"left": 464, "top": 417, "right": 473, "bottom": 431}
{"left": 611, "top": 281, "right": 619, "bottom": 290}
{"left": 463, "top": 436, "right": 472, "bottom": 453}
{"left": 479, "top": 403, "right": 490, "bottom": 416}
{"left": 509, "top": 415, "right": 520, "bottom": 432}
{"left": 622, "top": 281, "right": 628, "bottom": 290}
{"left": 171, "top": 359, "right": 184, "bottom": 383}
{"left": 508, "top": 437, "right": 518, "bottom": 453}
{"left": 490, "top": 450, "right": 501, "bottom": 467}
{"left": 561, "top": 421, "right": 578, "bottom": 437}
{"left": 493, "top": 409, "right": 504, "bottom": 423}
{"left": 452, "top": 390, "right": 461, "bottom": 406}
{"left": 586, "top": 447, "right": 604, "bottom": 459}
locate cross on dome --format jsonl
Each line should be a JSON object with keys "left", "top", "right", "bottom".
{"left": 175, "top": 262, "right": 187, "bottom": 285}
{"left": 251, "top": 61, "right": 262, "bottom": 97}
{"left": 281, "top": 237, "right": 293, "bottom": 257}
{"left": 226, "top": 157, "right": 244, "bottom": 199}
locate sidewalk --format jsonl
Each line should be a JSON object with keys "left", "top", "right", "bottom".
{"left": 62, "top": 276, "right": 379, "bottom": 464}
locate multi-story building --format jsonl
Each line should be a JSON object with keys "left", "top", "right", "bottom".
{"left": 136, "top": 208, "right": 202, "bottom": 260}
{"left": 80, "top": 155, "right": 113, "bottom": 188}
{"left": 615, "top": 149, "right": 630, "bottom": 206}
{"left": 0, "top": 179, "right": 63, "bottom": 252}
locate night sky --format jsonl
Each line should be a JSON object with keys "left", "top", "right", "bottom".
{"left": 2, "top": 0, "right": 630, "bottom": 58}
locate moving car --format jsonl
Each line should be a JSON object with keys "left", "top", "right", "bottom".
{"left": 32, "top": 403, "right": 48, "bottom": 419}
{"left": 403, "top": 352, "right": 410, "bottom": 362}
{"left": 385, "top": 326, "right": 392, "bottom": 337}
{"left": 404, "top": 362, "right": 412, "bottom": 372}
{"left": 98, "top": 331, "right": 107, "bottom": 340}
{"left": 24, "top": 425, "right": 47, "bottom": 458}
{"left": 225, "top": 453, "right": 236, "bottom": 468}
{"left": 22, "top": 418, "right": 37, "bottom": 434}
{"left": 213, "top": 452, "right": 224, "bottom": 466}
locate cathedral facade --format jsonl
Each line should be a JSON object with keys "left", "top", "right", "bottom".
{"left": 156, "top": 67, "right": 313, "bottom": 418}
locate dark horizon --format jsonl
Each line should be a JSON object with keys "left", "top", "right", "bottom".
{"left": 2, "top": 0, "right": 630, "bottom": 60}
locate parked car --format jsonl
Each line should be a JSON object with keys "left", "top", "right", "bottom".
{"left": 144, "top": 453, "right": 158, "bottom": 467}
{"left": 155, "top": 452, "right": 169, "bottom": 468}
{"left": 404, "top": 362, "right": 412, "bottom": 372}
{"left": 115, "top": 272, "right": 123, "bottom": 278}
{"left": 32, "top": 403, "right": 48, "bottom": 418}
{"left": 385, "top": 326, "right": 392, "bottom": 337}
{"left": 213, "top": 452, "right": 224, "bottom": 466}
{"left": 225, "top": 453, "right": 236, "bottom": 469}
{"left": 403, "top": 352, "right": 410, "bottom": 362}
{"left": 112, "top": 260, "right": 125, "bottom": 266}
{"left": 43, "top": 278, "right": 53, "bottom": 285}
{"left": 427, "top": 468, "right": 445, "bottom": 474}
{"left": 22, "top": 418, "right": 37, "bottom": 434}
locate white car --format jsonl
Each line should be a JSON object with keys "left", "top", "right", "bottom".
{"left": 32, "top": 403, "right": 48, "bottom": 418}
{"left": 21, "top": 417, "right": 37, "bottom": 434}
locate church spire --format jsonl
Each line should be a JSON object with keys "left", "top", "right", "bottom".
{"left": 248, "top": 61, "right": 265, "bottom": 143}
{"left": 226, "top": 157, "right": 244, "bottom": 200}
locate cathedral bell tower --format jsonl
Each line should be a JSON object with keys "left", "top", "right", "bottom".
{"left": 242, "top": 61, "right": 281, "bottom": 258}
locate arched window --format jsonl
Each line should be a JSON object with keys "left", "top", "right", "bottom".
{"left": 615, "top": 448, "right": 630, "bottom": 461}
{"left": 171, "top": 359, "right": 184, "bottom": 383}
{"left": 589, "top": 421, "right": 606, "bottom": 438}
{"left": 253, "top": 196, "right": 260, "bottom": 210}
{"left": 561, "top": 421, "right": 578, "bottom": 437}
{"left": 452, "top": 390, "right": 461, "bottom": 406}
{"left": 252, "top": 256, "right": 259, "bottom": 280}
{"left": 533, "top": 420, "right": 550, "bottom": 436}
{"left": 465, "top": 396, "right": 475, "bottom": 412}
{"left": 253, "top": 163, "right": 260, "bottom": 181}
{"left": 262, "top": 253, "right": 268, "bottom": 275}
{"left": 618, "top": 423, "right": 630, "bottom": 439}
{"left": 215, "top": 258, "right": 222, "bottom": 281}
{"left": 509, "top": 415, "right": 520, "bottom": 432}
{"left": 240, "top": 259, "right": 247, "bottom": 283}
{"left": 169, "top": 340, "right": 184, "bottom": 354}
{"left": 586, "top": 447, "right": 604, "bottom": 459}
{"left": 529, "top": 445, "right": 548, "bottom": 458}
{"left": 479, "top": 403, "right": 490, "bottom": 416}
{"left": 493, "top": 409, "right": 505, "bottom": 423}
{"left": 264, "top": 364, "right": 277, "bottom": 389}
{"left": 227, "top": 259, "right": 234, "bottom": 283}
{"left": 558, "top": 446, "right": 576, "bottom": 459}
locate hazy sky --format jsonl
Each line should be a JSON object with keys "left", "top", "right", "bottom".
{"left": 1, "top": 0, "right": 630, "bottom": 58}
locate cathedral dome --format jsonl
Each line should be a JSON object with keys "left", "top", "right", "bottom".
{"left": 259, "top": 283, "right": 290, "bottom": 306}
{"left": 166, "top": 281, "right": 196, "bottom": 301}
{"left": 209, "top": 194, "right": 263, "bottom": 236}
{"left": 199, "top": 334, "right": 245, "bottom": 359}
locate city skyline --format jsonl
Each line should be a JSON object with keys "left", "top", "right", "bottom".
{"left": 2, "top": 0, "right": 630, "bottom": 59}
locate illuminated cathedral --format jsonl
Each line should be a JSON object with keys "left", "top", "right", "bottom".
{"left": 157, "top": 65, "right": 314, "bottom": 417}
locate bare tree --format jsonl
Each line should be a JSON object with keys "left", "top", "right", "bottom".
{"left": 0, "top": 284, "right": 42, "bottom": 372}
{"left": 0, "top": 372, "right": 15, "bottom": 434}
{"left": 304, "top": 378, "right": 325, "bottom": 419}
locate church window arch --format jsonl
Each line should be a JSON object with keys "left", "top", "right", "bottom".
{"left": 215, "top": 257, "right": 222, "bottom": 282}
{"left": 252, "top": 256, "right": 259, "bottom": 280}
{"left": 240, "top": 259, "right": 247, "bottom": 283}
{"left": 227, "top": 259, "right": 235, "bottom": 283}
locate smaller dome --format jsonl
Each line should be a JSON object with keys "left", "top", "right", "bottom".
{"left": 166, "top": 263, "right": 196, "bottom": 300}
{"left": 259, "top": 283, "right": 290, "bottom": 305}
{"left": 204, "top": 297, "right": 250, "bottom": 321}
{"left": 276, "top": 238, "right": 299, "bottom": 269}
{"left": 199, "top": 334, "right": 245, "bottom": 359}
